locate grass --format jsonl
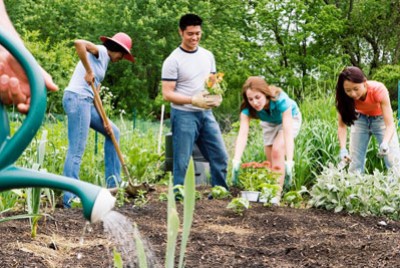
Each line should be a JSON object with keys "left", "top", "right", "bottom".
{"left": 1, "top": 92, "right": 395, "bottom": 217}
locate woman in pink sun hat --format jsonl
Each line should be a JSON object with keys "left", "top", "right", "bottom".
{"left": 62, "top": 32, "right": 134, "bottom": 208}
{"left": 99, "top": 32, "right": 135, "bottom": 62}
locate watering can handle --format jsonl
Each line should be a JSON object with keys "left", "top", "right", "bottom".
{"left": 0, "top": 28, "right": 46, "bottom": 170}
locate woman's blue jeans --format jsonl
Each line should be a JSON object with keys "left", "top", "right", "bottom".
{"left": 171, "top": 108, "right": 228, "bottom": 189}
{"left": 62, "top": 91, "right": 121, "bottom": 207}
{"left": 349, "top": 114, "right": 400, "bottom": 173}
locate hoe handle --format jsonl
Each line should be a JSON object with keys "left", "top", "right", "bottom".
{"left": 90, "top": 82, "right": 132, "bottom": 181}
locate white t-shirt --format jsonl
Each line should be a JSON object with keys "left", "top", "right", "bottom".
{"left": 65, "top": 45, "right": 110, "bottom": 98}
{"left": 161, "top": 46, "right": 216, "bottom": 111}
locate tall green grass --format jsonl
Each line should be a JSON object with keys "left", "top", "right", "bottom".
{"left": 3, "top": 113, "right": 168, "bottom": 212}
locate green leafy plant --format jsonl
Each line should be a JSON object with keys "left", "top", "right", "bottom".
{"left": 26, "top": 130, "right": 55, "bottom": 238}
{"left": 172, "top": 184, "right": 201, "bottom": 202}
{"left": 210, "top": 186, "right": 231, "bottom": 199}
{"left": 113, "top": 248, "right": 123, "bottom": 268}
{"left": 309, "top": 164, "right": 400, "bottom": 219}
{"left": 259, "top": 183, "right": 281, "bottom": 205}
{"left": 205, "top": 72, "right": 226, "bottom": 95}
{"left": 283, "top": 190, "right": 304, "bottom": 208}
{"left": 165, "top": 157, "right": 196, "bottom": 268}
{"left": 158, "top": 192, "right": 168, "bottom": 202}
{"left": 133, "top": 223, "right": 148, "bottom": 268}
{"left": 130, "top": 158, "right": 196, "bottom": 268}
{"left": 239, "top": 161, "right": 280, "bottom": 191}
{"left": 115, "top": 187, "right": 127, "bottom": 207}
{"left": 227, "top": 197, "right": 250, "bottom": 216}
{"left": 133, "top": 190, "right": 148, "bottom": 208}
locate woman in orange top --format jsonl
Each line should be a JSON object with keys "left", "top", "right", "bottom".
{"left": 336, "top": 66, "right": 400, "bottom": 173}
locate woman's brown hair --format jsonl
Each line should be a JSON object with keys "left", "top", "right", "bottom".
{"left": 240, "top": 76, "right": 281, "bottom": 118}
{"left": 335, "top": 66, "right": 366, "bottom": 126}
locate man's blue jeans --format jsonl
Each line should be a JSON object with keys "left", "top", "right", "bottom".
{"left": 349, "top": 113, "right": 400, "bottom": 173}
{"left": 62, "top": 91, "right": 121, "bottom": 207}
{"left": 171, "top": 108, "right": 228, "bottom": 189}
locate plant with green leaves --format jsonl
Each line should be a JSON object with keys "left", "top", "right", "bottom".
{"left": 113, "top": 248, "right": 123, "bottom": 268}
{"left": 133, "top": 223, "right": 148, "bottom": 268}
{"left": 165, "top": 157, "right": 196, "bottom": 268}
{"left": 1, "top": 130, "right": 55, "bottom": 238}
{"left": 227, "top": 197, "right": 251, "bottom": 216}
{"left": 283, "top": 189, "right": 306, "bottom": 208}
{"left": 309, "top": 164, "right": 400, "bottom": 220}
{"left": 115, "top": 187, "right": 127, "bottom": 207}
{"left": 172, "top": 184, "right": 201, "bottom": 202}
{"left": 238, "top": 161, "right": 279, "bottom": 191}
{"left": 129, "top": 158, "right": 196, "bottom": 268}
{"left": 133, "top": 190, "right": 148, "bottom": 208}
{"left": 210, "top": 186, "right": 231, "bottom": 199}
{"left": 259, "top": 183, "right": 281, "bottom": 205}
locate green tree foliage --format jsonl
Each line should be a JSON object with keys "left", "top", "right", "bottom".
{"left": 4, "top": 0, "right": 400, "bottom": 120}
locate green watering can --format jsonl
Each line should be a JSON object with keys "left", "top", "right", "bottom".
{"left": 0, "top": 28, "right": 115, "bottom": 223}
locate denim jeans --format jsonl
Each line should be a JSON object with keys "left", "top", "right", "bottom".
{"left": 349, "top": 113, "right": 400, "bottom": 173}
{"left": 171, "top": 108, "right": 228, "bottom": 189}
{"left": 62, "top": 91, "right": 121, "bottom": 207}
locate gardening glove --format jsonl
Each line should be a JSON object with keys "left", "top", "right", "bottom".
{"left": 378, "top": 142, "right": 389, "bottom": 158}
{"left": 339, "top": 148, "right": 351, "bottom": 162}
{"left": 284, "top": 161, "right": 294, "bottom": 192}
{"left": 191, "top": 91, "right": 214, "bottom": 109}
{"left": 206, "top": 94, "right": 223, "bottom": 107}
{"left": 231, "top": 159, "right": 241, "bottom": 186}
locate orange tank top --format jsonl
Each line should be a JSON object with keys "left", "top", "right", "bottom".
{"left": 355, "top": 81, "right": 388, "bottom": 116}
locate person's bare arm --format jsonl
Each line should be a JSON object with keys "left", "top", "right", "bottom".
{"left": 162, "top": 80, "right": 192, "bottom": 105}
{"left": 74, "top": 40, "right": 99, "bottom": 85}
{"left": 380, "top": 93, "right": 395, "bottom": 144}
{"left": 282, "top": 108, "right": 294, "bottom": 162}
{"left": 233, "top": 113, "right": 251, "bottom": 162}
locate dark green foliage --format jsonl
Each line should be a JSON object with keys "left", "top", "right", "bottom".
{"left": 4, "top": 0, "right": 400, "bottom": 120}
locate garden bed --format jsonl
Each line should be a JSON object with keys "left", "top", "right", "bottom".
{"left": 1, "top": 186, "right": 400, "bottom": 267}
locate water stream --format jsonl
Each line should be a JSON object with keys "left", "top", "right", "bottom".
{"left": 102, "top": 210, "right": 159, "bottom": 268}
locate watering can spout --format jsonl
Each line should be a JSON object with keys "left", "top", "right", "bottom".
{"left": 0, "top": 166, "right": 116, "bottom": 223}
{"left": 90, "top": 188, "right": 116, "bottom": 222}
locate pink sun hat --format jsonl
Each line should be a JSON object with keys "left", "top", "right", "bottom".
{"left": 100, "top": 32, "right": 135, "bottom": 62}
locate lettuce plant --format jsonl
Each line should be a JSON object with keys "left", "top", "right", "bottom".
{"left": 210, "top": 186, "right": 231, "bottom": 199}
{"left": 227, "top": 197, "right": 250, "bottom": 215}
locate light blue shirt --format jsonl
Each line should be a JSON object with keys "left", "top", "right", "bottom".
{"left": 242, "top": 91, "right": 299, "bottom": 124}
{"left": 65, "top": 45, "right": 110, "bottom": 98}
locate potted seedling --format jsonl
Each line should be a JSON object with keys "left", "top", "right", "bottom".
{"left": 258, "top": 183, "right": 281, "bottom": 204}
{"left": 205, "top": 72, "right": 226, "bottom": 103}
{"left": 238, "top": 161, "right": 280, "bottom": 202}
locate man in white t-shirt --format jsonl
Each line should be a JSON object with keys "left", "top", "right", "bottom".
{"left": 161, "top": 13, "right": 229, "bottom": 193}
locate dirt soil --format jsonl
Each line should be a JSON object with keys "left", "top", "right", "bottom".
{"left": 1, "top": 186, "right": 400, "bottom": 268}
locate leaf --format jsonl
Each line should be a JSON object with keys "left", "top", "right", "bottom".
{"left": 113, "top": 248, "right": 123, "bottom": 268}
{"left": 165, "top": 175, "right": 179, "bottom": 268}
{"left": 179, "top": 158, "right": 196, "bottom": 268}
